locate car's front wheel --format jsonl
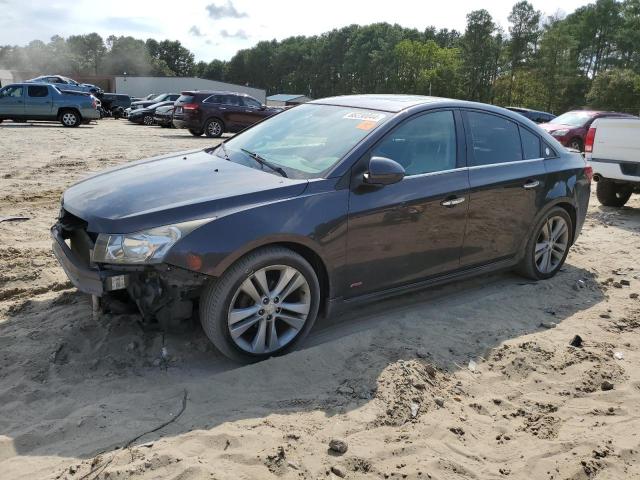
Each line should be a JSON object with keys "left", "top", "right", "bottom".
{"left": 204, "top": 118, "right": 223, "bottom": 138}
{"left": 60, "top": 110, "right": 81, "bottom": 127}
{"left": 517, "top": 207, "right": 573, "bottom": 280}
{"left": 596, "top": 181, "right": 632, "bottom": 207}
{"left": 569, "top": 138, "right": 583, "bottom": 152}
{"left": 143, "top": 115, "right": 154, "bottom": 126}
{"left": 200, "top": 247, "right": 321, "bottom": 363}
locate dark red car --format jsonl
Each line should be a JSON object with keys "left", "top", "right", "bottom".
{"left": 173, "top": 90, "right": 281, "bottom": 138}
{"left": 540, "top": 110, "right": 636, "bottom": 151}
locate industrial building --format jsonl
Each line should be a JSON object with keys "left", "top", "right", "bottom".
{"left": 266, "top": 94, "right": 312, "bottom": 107}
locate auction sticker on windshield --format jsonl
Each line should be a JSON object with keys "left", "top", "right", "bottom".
{"left": 343, "top": 111, "right": 386, "bottom": 122}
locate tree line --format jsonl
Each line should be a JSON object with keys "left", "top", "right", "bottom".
{"left": 1, "top": 0, "right": 639, "bottom": 114}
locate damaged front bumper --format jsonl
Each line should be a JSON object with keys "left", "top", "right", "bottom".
{"left": 51, "top": 223, "right": 130, "bottom": 296}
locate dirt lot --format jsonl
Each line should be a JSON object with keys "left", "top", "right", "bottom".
{"left": 0, "top": 119, "right": 639, "bottom": 480}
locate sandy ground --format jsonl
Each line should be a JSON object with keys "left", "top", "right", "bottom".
{"left": 0, "top": 119, "right": 639, "bottom": 480}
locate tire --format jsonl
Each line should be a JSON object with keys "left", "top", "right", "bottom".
{"left": 596, "top": 181, "right": 632, "bottom": 208}
{"left": 143, "top": 115, "right": 154, "bottom": 126}
{"left": 569, "top": 138, "right": 583, "bottom": 152}
{"left": 517, "top": 207, "right": 573, "bottom": 280}
{"left": 59, "top": 109, "right": 81, "bottom": 127}
{"left": 0, "top": 119, "right": 3, "bottom": 124}
{"left": 204, "top": 118, "right": 224, "bottom": 138}
{"left": 189, "top": 128, "right": 204, "bottom": 137}
{"left": 199, "top": 247, "right": 321, "bottom": 363}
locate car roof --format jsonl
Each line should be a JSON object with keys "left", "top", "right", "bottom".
{"left": 181, "top": 90, "right": 253, "bottom": 97}
{"left": 308, "top": 94, "right": 526, "bottom": 116}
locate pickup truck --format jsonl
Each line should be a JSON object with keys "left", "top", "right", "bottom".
{"left": 0, "top": 83, "right": 99, "bottom": 127}
{"left": 586, "top": 117, "right": 640, "bottom": 207}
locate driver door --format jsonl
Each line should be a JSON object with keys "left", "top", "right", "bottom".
{"left": 345, "top": 110, "right": 470, "bottom": 297}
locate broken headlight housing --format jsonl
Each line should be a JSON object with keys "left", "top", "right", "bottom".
{"left": 92, "top": 219, "right": 209, "bottom": 265}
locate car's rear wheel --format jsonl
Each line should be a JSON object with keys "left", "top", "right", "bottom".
{"left": 204, "top": 118, "right": 223, "bottom": 138}
{"left": 189, "top": 129, "right": 204, "bottom": 137}
{"left": 596, "top": 181, "right": 632, "bottom": 207}
{"left": 200, "top": 247, "right": 321, "bottom": 363}
{"left": 60, "top": 110, "right": 81, "bottom": 127}
{"left": 143, "top": 115, "right": 154, "bottom": 126}
{"left": 517, "top": 207, "right": 572, "bottom": 280}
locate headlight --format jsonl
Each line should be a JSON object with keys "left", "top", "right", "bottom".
{"left": 92, "top": 219, "right": 209, "bottom": 264}
{"left": 551, "top": 129, "right": 569, "bottom": 136}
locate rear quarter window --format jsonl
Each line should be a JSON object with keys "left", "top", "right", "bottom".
{"left": 520, "top": 128, "right": 541, "bottom": 159}
{"left": 177, "top": 95, "right": 194, "bottom": 103}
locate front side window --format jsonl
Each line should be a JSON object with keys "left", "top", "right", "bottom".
{"left": 242, "top": 97, "right": 262, "bottom": 108}
{"left": 28, "top": 85, "right": 49, "bottom": 98}
{"left": 466, "top": 111, "right": 522, "bottom": 166}
{"left": 0, "top": 86, "right": 23, "bottom": 98}
{"left": 218, "top": 104, "right": 391, "bottom": 179}
{"left": 372, "top": 110, "right": 457, "bottom": 176}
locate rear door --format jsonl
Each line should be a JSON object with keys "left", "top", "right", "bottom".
{"left": 25, "top": 85, "right": 53, "bottom": 117}
{"left": 460, "top": 110, "right": 547, "bottom": 267}
{"left": 346, "top": 109, "right": 470, "bottom": 296}
{"left": 0, "top": 85, "right": 25, "bottom": 117}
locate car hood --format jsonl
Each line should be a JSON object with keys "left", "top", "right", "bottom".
{"left": 62, "top": 149, "right": 308, "bottom": 233}
{"left": 540, "top": 122, "right": 575, "bottom": 132}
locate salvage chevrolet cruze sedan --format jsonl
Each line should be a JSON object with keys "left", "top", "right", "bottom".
{"left": 52, "top": 95, "right": 591, "bottom": 362}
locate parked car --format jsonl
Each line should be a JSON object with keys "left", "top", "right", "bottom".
{"left": 173, "top": 91, "right": 281, "bottom": 137}
{"left": 26, "top": 75, "right": 102, "bottom": 95}
{"left": 99, "top": 93, "right": 131, "bottom": 118}
{"left": 0, "top": 83, "right": 99, "bottom": 127}
{"left": 540, "top": 110, "right": 637, "bottom": 151}
{"left": 586, "top": 117, "right": 640, "bottom": 207}
{"left": 128, "top": 101, "right": 175, "bottom": 125}
{"left": 154, "top": 104, "right": 175, "bottom": 128}
{"left": 130, "top": 93, "right": 180, "bottom": 111}
{"left": 51, "top": 95, "right": 591, "bottom": 362}
{"left": 506, "top": 107, "right": 555, "bottom": 124}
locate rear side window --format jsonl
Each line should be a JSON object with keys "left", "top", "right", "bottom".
{"left": 204, "top": 95, "right": 223, "bottom": 104}
{"left": 466, "top": 111, "right": 522, "bottom": 166}
{"left": 520, "top": 128, "right": 541, "bottom": 159}
{"left": 372, "top": 110, "right": 457, "bottom": 176}
{"left": 223, "top": 95, "right": 242, "bottom": 106}
{"left": 177, "top": 95, "right": 194, "bottom": 103}
{"left": 28, "top": 85, "right": 49, "bottom": 97}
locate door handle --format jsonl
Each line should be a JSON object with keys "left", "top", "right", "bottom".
{"left": 523, "top": 180, "right": 540, "bottom": 189}
{"left": 441, "top": 196, "right": 466, "bottom": 207}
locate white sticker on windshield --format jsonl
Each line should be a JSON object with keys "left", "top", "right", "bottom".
{"left": 343, "top": 112, "right": 386, "bottom": 122}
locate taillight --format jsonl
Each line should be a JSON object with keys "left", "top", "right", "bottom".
{"left": 584, "top": 164, "right": 593, "bottom": 182}
{"left": 183, "top": 103, "right": 199, "bottom": 111}
{"left": 585, "top": 127, "right": 596, "bottom": 153}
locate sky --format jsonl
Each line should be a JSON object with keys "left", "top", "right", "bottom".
{"left": 0, "top": 0, "right": 589, "bottom": 62}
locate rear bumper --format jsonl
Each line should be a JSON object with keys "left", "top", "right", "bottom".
{"left": 81, "top": 108, "right": 100, "bottom": 120}
{"left": 50, "top": 225, "right": 128, "bottom": 297}
{"left": 591, "top": 158, "right": 640, "bottom": 184}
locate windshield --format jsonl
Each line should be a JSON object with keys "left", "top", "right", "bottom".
{"left": 217, "top": 104, "right": 390, "bottom": 179}
{"left": 552, "top": 111, "right": 594, "bottom": 127}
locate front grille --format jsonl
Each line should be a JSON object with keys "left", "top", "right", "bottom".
{"left": 58, "top": 209, "right": 94, "bottom": 265}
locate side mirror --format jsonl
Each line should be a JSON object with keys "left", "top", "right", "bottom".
{"left": 363, "top": 156, "right": 405, "bottom": 186}
{"left": 260, "top": 104, "right": 267, "bottom": 110}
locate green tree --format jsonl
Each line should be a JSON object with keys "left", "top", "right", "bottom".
{"left": 587, "top": 68, "right": 640, "bottom": 113}
{"left": 461, "top": 10, "right": 501, "bottom": 102}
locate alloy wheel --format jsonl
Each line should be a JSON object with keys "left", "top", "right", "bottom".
{"left": 534, "top": 215, "right": 569, "bottom": 274}
{"left": 227, "top": 265, "right": 311, "bottom": 354}
{"left": 62, "top": 113, "right": 77, "bottom": 126}
{"left": 144, "top": 115, "right": 154, "bottom": 125}
{"left": 207, "top": 120, "right": 222, "bottom": 136}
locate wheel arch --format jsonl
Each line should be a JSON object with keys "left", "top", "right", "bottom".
{"left": 518, "top": 198, "right": 578, "bottom": 258}
{"left": 205, "top": 116, "right": 226, "bottom": 131}
{"left": 207, "top": 238, "right": 331, "bottom": 317}
{"left": 57, "top": 107, "right": 82, "bottom": 120}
